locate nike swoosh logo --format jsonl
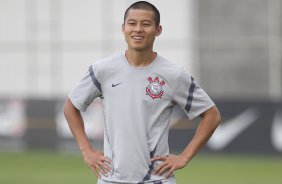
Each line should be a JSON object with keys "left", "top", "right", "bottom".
{"left": 207, "top": 108, "right": 259, "bottom": 151}
{"left": 111, "top": 82, "right": 123, "bottom": 87}
{"left": 271, "top": 110, "right": 282, "bottom": 151}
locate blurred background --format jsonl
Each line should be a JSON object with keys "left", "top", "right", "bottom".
{"left": 0, "top": 0, "right": 282, "bottom": 184}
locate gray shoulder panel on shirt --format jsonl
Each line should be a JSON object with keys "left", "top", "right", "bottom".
{"left": 89, "top": 65, "right": 102, "bottom": 93}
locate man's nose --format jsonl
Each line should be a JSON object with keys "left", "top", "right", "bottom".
{"left": 134, "top": 24, "right": 143, "bottom": 32}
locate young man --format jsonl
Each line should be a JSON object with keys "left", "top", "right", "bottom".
{"left": 64, "top": 1, "right": 221, "bottom": 184}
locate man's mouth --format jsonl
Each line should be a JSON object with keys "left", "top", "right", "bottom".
{"left": 132, "top": 36, "right": 144, "bottom": 40}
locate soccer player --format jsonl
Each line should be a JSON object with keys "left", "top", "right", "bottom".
{"left": 64, "top": 1, "right": 221, "bottom": 184}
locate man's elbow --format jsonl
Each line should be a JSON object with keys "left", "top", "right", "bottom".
{"left": 201, "top": 106, "right": 221, "bottom": 126}
{"left": 204, "top": 106, "right": 221, "bottom": 128}
{"left": 63, "top": 98, "right": 75, "bottom": 117}
{"left": 213, "top": 106, "right": 221, "bottom": 127}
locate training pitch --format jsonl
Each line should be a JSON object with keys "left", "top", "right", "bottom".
{"left": 0, "top": 151, "right": 281, "bottom": 184}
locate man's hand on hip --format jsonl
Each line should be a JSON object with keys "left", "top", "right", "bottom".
{"left": 82, "top": 149, "right": 112, "bottom": 178}
{"left": 151, "top": 154, "right": 188, "bottom": 178}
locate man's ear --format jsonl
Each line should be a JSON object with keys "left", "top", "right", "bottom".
{"left": 156, "top": 25, "right": 162, "bottom": 36}
{"left": 122, "top": 24, "right": 125, "bottom": 33}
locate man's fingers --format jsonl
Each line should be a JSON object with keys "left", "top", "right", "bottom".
{"left": 99, "top": 162, "right": 112, "bottom": 173}
{"left": 151, "top": 155, "right": 166, "bottom": 162}
{"left": 97, "top": 158, "right": 112, "bottom": 172}
{"left": 84, "top": 150, "right": 113, "bottom": 178}
{"left": 155, "top": 164, "right": 171, "bottom": 175}
{"left": 104, "top": 157, "right": 112, "bottom": 165}
{"left": 91, "top": 164, "right": 109, "bottom": 177}
{"left": 99, "top": 166, "right": 109, "bottom": 177}
{"left": 165, "top": 168, "right": 174, "bottom": 179}
{"left": 96, "top": 161, "right": 113, "bottom": 176}
{"left": 154, "top": 162, "right": 168, "bottom": 174}
{"left": 91, "top": 166, "right": 100, "bottom": 178}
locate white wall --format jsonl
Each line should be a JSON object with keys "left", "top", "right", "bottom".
{"left": 0, "top": 0, "right": 195, "bottom": 98}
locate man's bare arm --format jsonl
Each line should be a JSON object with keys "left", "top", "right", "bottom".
{"left": 63, "top": 98, "right": 112, "bottom": 177}
{"left": 152, "top": 106, "right": 221, "bottom": 178}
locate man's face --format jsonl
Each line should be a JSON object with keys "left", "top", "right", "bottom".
{"left": 122, "top": 9, "right": 162, "bottom": 52}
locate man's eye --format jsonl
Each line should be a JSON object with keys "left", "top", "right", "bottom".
{"left": 128, "top": 22, "right": 136, "bottom": 26}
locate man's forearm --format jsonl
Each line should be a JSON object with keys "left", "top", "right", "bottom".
{"left": 63, "top": 98, "right": 112, "bottom": 177}
{"left": 181, "top": 106, "right": 221, "bottom": 162}
{"left": 63, "top": 98, "right": 93, "bottom": 152}
{"left": 152, "top": 106, "right": 221, "bottom": 178}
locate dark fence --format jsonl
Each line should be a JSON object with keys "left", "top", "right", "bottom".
{"left": 0, "top": 98, "right": 281, "bottom": 154}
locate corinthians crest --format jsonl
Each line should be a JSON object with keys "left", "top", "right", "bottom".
{"left": 146, "top": 76, "right": 165, "bottom": 99}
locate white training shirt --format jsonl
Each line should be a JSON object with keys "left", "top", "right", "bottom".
{"left": 69, "top": 52, "right": 215, "bottom": 183}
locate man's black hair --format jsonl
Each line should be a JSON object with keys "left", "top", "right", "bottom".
{"left": 124, "top": 1, "right": 160, "bottom": 26}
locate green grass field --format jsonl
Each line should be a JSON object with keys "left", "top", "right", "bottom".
{"left": 0, "top": 151, "right": 281, "bottom": 184}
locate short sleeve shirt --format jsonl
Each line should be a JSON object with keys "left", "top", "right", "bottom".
{"left": 69, "top": 52, "right": 215, "bottom": 183}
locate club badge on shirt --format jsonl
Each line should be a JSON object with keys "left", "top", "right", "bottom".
{"left": 146, "top": 76, "right": 165, "bottom": 99}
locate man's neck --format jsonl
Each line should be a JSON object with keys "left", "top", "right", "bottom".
{"left": 125, "top": 49, "right": 157, "bottom": 67}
